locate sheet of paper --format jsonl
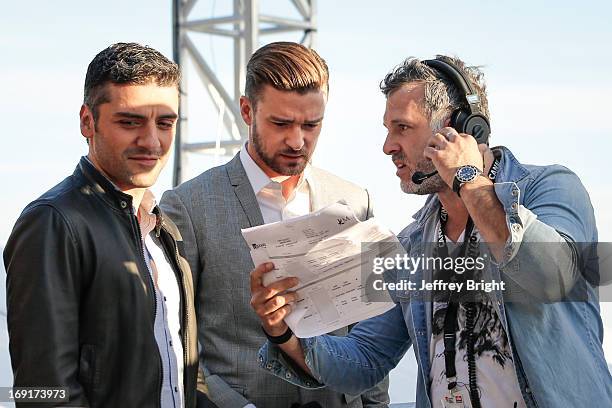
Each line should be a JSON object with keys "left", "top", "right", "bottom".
{"left": 242, "top": 202, "right": 399, "bottom": 337}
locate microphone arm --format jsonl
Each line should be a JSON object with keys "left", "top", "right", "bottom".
{"left": 411, "top": 170, "right": 438, "bottom": 185}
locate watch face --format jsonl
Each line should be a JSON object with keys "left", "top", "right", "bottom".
{"left": 456, "top": 165, "right": 480, "bottom": 183}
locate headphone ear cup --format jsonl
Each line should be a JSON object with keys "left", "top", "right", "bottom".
{"left": 464, "top": 114, "right": 490, "bottom": 145}
{"left": 450, "top": 109, "right": 490, "bottom": 145}
{"left": 450, "top": 109, "right": 468, "bottom": 133}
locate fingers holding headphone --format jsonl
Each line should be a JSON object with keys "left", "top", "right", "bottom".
{"left": 425, "top": 127, "right": 484, "bottom": 188}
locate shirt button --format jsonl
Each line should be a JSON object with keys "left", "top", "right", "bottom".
{"left": 164, "top": 296, "right": 167, "bottom": 301}
{"left": 266, "top": 363, "right": 273, "bottom": 370}
{"left": 511, "top": 202, "right": 518, "bottom": 210}
{"left": 512, "top": 189, "right": 519, "bottom": 196}
{"left": 169, "top": 340, "right": 173, "bottom": 346}
{"left": 512, "top": 223, "right": 522, "bottom": 232}
{"left": 305, "top": 381, "right": 312, "bottom": 387}
{"left": 259, "top": 356, "right": 264, "bottom": 363}
{"left": 174, "top": 387, "right": 178, "bottom": 393}
{"left": 285, "top": 372, "right": 292, "bottom": 379}
{"left": 525, "top": 386, "right": 531, "bottom": 394}
{"left": 120, "top": 201, "right": 127, "bottom": 209}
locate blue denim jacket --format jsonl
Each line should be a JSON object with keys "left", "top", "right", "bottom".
{"left": 259, "top": 147, "right": 612, "bottom": 407}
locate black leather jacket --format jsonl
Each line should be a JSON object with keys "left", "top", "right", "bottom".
{"left": 4, "top": 158, "right": 206, "bottom": 407}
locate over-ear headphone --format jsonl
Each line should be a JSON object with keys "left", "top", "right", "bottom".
{"left": 422, "top": 59, "right": 491, "bottom": 145}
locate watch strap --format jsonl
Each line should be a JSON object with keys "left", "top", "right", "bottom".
{"left": 452, "top": 176, "right": 462, "bottom": 195}
{"left": 262, "top": 325, "right": 294, "bottom": 344}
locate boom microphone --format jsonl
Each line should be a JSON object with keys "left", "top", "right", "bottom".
{"left": 411, "top": 170, "right": 438, "bottom": 184}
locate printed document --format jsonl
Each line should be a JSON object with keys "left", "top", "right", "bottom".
{"left": 241, "top": 202, "right": 399, "bottom": 337}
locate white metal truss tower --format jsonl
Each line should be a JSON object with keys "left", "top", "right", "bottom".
{"left": 172, "top": 0, "right": 318, "bottom": 185}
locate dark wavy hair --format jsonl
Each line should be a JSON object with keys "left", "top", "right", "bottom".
{"left": 83, "top": 42, "right": 180, "bottom": 122}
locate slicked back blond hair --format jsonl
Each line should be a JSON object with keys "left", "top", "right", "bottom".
{"left": 245, "top": 41, "right": 329, "bottom": 105}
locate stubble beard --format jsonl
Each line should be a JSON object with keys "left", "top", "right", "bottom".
{"left": 251, "top": 120, "right": 311, "bottom": 176}
{"left": 400, "top": 121, "right": 450, "bottom": 194}
{"left": 91, "top": 130, "right": 165, "bottom": 189}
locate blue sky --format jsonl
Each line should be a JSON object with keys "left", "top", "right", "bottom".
{"left": 1, "top": 0, "right": 611, "bottom": 404}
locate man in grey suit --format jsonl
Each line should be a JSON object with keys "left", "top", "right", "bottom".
{"left": 161, "top": 42, "right": 389, "bottom": 408}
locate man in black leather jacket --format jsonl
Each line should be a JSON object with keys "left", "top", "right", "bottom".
{"left": 3, "top": 43, "right": 210, "bottom": 407}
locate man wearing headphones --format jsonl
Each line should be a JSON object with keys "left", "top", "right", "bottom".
{"left": 249, "top": 55, "right": 612, "bottom": 407}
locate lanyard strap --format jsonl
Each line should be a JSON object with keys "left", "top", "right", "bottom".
{"left": 438, "top": 208, "right": 476, "bottom": 389}
{"left": 439, "top": 150, "right": 501, "bottom": 390}
{"left": 443, "top": 301, "right": 460, "bottom": 380}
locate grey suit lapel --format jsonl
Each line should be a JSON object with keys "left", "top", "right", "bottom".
{"left": 226, "top": 153, "right": 265, "bottom": 227}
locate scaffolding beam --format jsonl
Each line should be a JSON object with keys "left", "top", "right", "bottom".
{"left": 172, "top": 0, "right": 317, "bottom": 186}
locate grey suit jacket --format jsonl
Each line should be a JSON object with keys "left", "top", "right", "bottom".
{"left": 161, "top": 153, "right": 389, "bottom": 408}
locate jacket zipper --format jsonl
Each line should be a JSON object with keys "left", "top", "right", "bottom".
{"left": 159, "top": 224, "right": 190, "bottom": 388}
{"left": 131, "top": 212, "right": 164, "bottom": 407}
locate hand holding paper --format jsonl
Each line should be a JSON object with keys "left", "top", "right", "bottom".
{"left": 244, "top": 202, "right": 401, "bottom": 337}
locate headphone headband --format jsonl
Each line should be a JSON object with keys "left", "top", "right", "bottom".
{"left": 423, "top": 59, "right": 474, "bottom": 97}
{"left": 421, "top": 58, "right": 491, "bottom": 144}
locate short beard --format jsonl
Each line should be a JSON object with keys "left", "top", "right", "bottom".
{"left": 399, "top": 120, "right": 447, "bottom": 195}
{"left": 251, "top": 120, "right": 310, "bottom": 176}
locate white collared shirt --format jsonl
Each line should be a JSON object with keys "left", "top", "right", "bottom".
{"left": 239, "top": 144, "right": 312, "bottom": 223}
{"left": 139, "top": 192, "right": 184, "bottom": 408}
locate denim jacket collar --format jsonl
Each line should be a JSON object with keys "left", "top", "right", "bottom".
{"left": 411, "top": 146, "right": 529, "bottom": 228}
